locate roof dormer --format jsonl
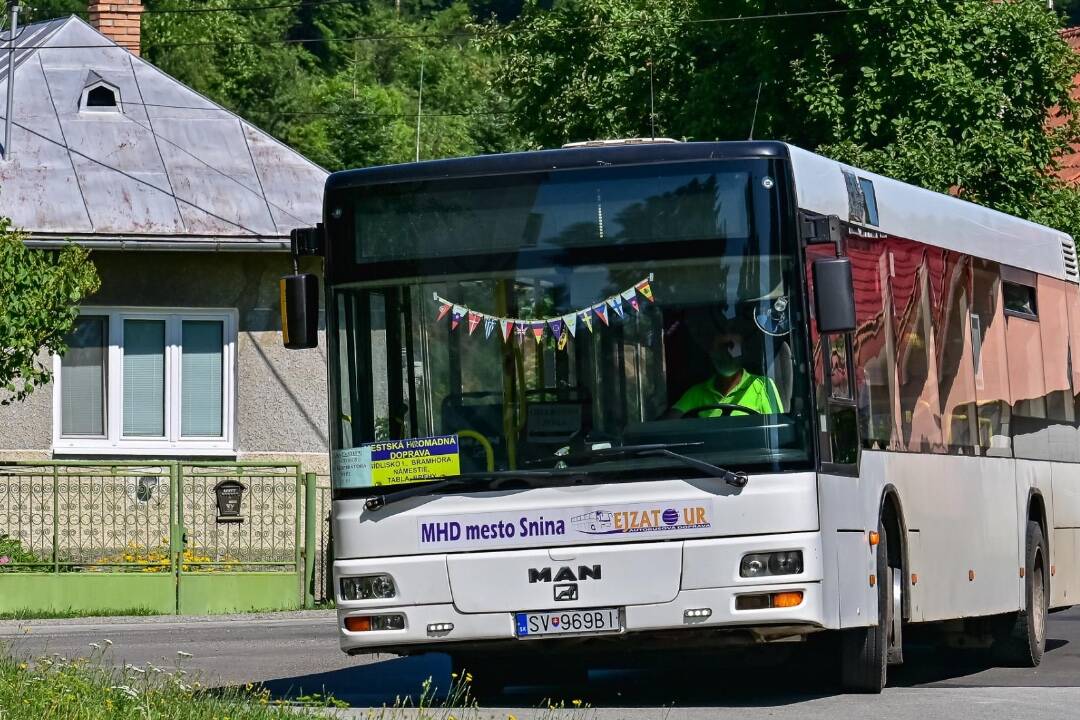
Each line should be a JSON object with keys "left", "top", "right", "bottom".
{"left": 80, "top": 71, "right": 122, "bottom": 113}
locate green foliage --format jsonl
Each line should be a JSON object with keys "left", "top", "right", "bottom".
{"left": 491, "top": 0, "right": 1080, "bottom": 238}
{"left": 792, "top": 1, "right": 1080, "bottom": 237}
{"left": 23, "top": 1, "right": 1080, "bottom": 237}
{"left": 0, "top": 533, "right": 42, "bottom": 569}
{"left": 0, "top": 220, "right": 99, "bottom": 405}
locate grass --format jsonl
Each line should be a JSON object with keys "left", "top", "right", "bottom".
{"left": 0, "top": 641, "right": 599, "bottom": 720}
{"left": 0, "top": 607, "right": 161, "bottom": 621}
{"left": 0, "top": 644, "right": 340, "bottom": 720}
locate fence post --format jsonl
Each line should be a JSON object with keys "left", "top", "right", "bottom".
{"left": 304, "top": 472, "right": 316, "bottom": 609}
{"left": 52, "top": 465, "right": 59, "bottom": 575}
{"left": 170, "top": 463, "right": 181, "bottom": 614}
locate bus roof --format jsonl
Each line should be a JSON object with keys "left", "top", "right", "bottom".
{"left": 326, "top": 141, "right": 1076, "bottom": 283}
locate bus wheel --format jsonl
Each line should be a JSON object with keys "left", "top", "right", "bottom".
{"left": 993, "top": 520, "right": 1048, "bottom": 667}
{"left": 840, "top": 522, "right": 891, "bottom": 693}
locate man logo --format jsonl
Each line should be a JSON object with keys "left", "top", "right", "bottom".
{"left": 554, "top": 583, "right": 578, "bottom": 601}
{"left": 527, "top": 565, "right": 602, "bottom": 583}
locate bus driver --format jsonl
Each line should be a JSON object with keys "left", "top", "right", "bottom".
{"left": 666, "top": 309, "right": 784, "bottom": 418}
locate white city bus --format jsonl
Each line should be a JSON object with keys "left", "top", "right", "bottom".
{"left": 283, "top": 140, "right": 1080, "bottom": 693}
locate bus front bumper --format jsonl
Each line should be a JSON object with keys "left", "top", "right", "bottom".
{"left": 336, "top": 582, "right": 826, "bottom": 654}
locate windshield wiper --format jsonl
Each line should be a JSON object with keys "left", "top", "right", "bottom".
{"left": 364, "top": 469, "right": 565, "bottom": 511}
{"left": 555, "top": 442, "right": 749, "bottom": 488}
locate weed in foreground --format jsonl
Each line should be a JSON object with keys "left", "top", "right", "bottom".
{"left": 1, "top": 641, "right": 598, "bottom": 720}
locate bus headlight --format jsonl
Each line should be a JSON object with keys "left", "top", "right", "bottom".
{"left": 740, "top": 551, "right": 803, "bottom": 578}
{"left": 340, "top": 574, "right": 397, "bottom": 600}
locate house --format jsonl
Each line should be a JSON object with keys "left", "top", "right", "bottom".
{"left": 0, "top": 3, "right": 331, "bottom": 470}
{"left": 1055, "top": 26, "right": 1080, "bottom": 184}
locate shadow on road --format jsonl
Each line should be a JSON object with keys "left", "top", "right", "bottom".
{"left": 255, "top": 635, "right": 1070, "bottom": 709}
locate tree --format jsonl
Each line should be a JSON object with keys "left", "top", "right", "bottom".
{"left": 0, "top": 221, "right": 100, "bottom": 404}
{"left": 490, "top": 0, "right": 1080, "bottom": 237}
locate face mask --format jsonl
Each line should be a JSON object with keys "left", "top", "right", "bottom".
{"left": 709, "top": 338, "right": 742, "bottom": 377}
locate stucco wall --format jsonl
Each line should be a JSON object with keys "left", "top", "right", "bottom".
{"left": 0, "top": 251, "right": 328, "bottom": 468}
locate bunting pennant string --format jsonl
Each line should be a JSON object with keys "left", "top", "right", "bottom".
{"left": 431, "top": 274, "right": 655, "bottom": 349}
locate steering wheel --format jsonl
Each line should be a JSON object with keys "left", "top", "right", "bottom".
{"left": 682, "top": 403, "right": 762, "bottom": 417}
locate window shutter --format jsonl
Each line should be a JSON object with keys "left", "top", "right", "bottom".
{"left": 181, "top": 320, "right": 224, "bottom": 437}
{"left": 122, "top": 319, "right": 166, "bottom": 437}
{"left": 61, "top": 317, "right": 107, "bottom": 436}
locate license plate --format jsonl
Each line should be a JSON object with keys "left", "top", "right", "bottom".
{"left": 514, "top": 607, "right": 622, "bottom": 638}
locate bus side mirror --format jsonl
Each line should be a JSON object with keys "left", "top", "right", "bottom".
{"left": 812, "top": 257, "right": 856, "bottom": 334}
{"left": 280, "top": 273, "right": 320, "bottom": 349}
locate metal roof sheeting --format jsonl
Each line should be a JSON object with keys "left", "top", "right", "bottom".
{"left": 0, "top": 17, "right": 327, "bottom": 248}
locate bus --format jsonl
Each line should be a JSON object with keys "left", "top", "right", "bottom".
{"left": 281, "top": 140, "right": 1080, "bottom": 693}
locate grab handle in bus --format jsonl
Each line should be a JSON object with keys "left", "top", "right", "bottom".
{"left": 456, "top": 429, "right": 495, "bottom": 472}
{"left": 812, "top": 257, "right": 856, "bottom": 334}
{"left": 280, "top": 273, "right": 320, "bottom": 349}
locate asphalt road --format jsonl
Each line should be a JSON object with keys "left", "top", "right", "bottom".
{"left": 3, "top": 608, "right": 1080, "bottom": 719}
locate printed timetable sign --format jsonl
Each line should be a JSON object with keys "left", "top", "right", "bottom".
{"left": 333, "top": 435, "right": 461, "bottom": 488}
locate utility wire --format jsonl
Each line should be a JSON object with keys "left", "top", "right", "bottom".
{"left": 110, "top": 0, "right": 365, "bottom": 14}
{"left": 14, "top": 6, "right": 879, "bottom": 50}
{"left": 101, "top": 95, "right": 512, "bottom": 117}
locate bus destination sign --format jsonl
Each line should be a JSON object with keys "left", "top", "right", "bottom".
{"left": 333, "top": 435, "right": 461, "bottom": 488}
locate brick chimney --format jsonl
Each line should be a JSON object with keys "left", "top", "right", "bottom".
{"left": 88, "top": 1, "right": 143, "bottom": 57}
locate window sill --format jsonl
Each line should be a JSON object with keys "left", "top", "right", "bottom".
{"left": 52, "top": 444, "right": 237, "bottom": 458}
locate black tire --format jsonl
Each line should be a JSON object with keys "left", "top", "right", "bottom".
{"left": 993, "top": 520, "right": 1048, "bottom": 667}
{"left": 840, "top": 523, "right": 891, "bottom": 693}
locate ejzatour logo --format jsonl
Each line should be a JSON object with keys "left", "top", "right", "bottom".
{"left": 527, "top": 565, "right": 602, "bottom": 583}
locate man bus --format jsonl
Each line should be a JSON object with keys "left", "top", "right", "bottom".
{"left": 282, "top": 140, "right": 1079, "bottom": 693}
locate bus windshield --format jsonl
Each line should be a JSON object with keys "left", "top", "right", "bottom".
{"left": 328, "top": 159, "right": 813, "bottom": 492}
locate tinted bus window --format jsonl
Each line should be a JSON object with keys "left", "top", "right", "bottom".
{"left": 847, "top": 235, "right": 896, "bottom": 450}
{"left": 970, "top": 259, "right": 1012, "bottom": 456}
{"left": 934, "top": 253, "right": 978, "bottom": 454}
{"left": 890, "top": 244, "right": 943, "bottom": 452}
{"left": 1037, "top": 276, "right": 1077, "bottom": 461}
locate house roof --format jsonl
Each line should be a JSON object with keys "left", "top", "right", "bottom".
{"left": 0, "top": 16, "right": 327, "bottom": 250}
{"left": 1055, "top": 27, "right": 1080, "bottom": 185}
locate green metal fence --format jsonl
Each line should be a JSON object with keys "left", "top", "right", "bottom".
{"left": 0, "top": 461, "right": 322, "bottom": 615}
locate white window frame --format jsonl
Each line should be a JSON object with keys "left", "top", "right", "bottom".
{"left": 52, "top": 307, "right": 238, "bottom": 456}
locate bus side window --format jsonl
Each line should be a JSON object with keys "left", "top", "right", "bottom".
{"left": 1038, "top": 276, "right": 1078, "bottom": 462}
{"left": 970, "top": 260, "right": 1012, "bottom": 456}
{"left": 846, "top": 236, "right": 896, "bottom": 450}
{"left": 1068, "top": 284, "right": 1080, "bottom": 432}
{"left": 889, "top": 243, "right": 944, "bottom": 453}
{"left": 1004, "top": 268, "right": 1050, "bottom": 460}
{"left": 933, "top": 253, "right": 978, "bottom": 455}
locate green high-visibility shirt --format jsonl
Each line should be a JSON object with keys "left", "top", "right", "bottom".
{"left": 674, "top": 371, "right": 784, "bottom": 417}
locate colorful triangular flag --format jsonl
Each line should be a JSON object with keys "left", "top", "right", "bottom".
{"left": 451, "top": 305, "right": 466, "bottom": 331}
{"left": 467, "top": 311, "right": 482, "bottom": 335}
{"left": 635, "top": 277, "right": 654, "bottom": 302}
{"left": 621, "top": 287, "right": 640, "bottom": 312}
{"left": 500, "top": 318, "right": 514, "bottom": 343}
{"left": 515, "top": 321, "right": 529, "bottom": 344}
{"left": 436, "top": 301, "right": 452, "bottom": 322}
{"left": 579, "top": 308, "right": 594, "bottom": 333}
{"left": 531, "top": 322, "right": 545, "bottom": 344}
{"left": 484, "top": 316, "right": 497, "bottom": 339}
{"left": 562, "top": 313, "right": 578, "bottom": 338}
{"left": 593, "top": 303, "right": 610, "bottom": 326}
{"left": 549, "top": 318, "right": 564, "bottom": 342}
{"left": 608, "top": 296, "right": 625, "bottom": 319}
